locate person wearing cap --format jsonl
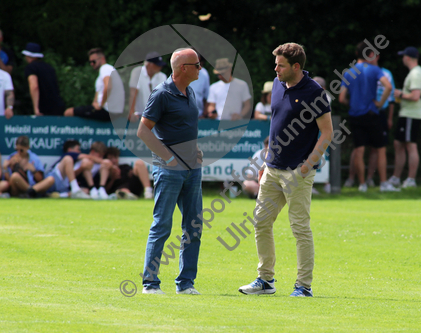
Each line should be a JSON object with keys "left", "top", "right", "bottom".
{"left": 22, "top": 42, "right": 65, "bottom": 116}
{"left": 64, "top": 48, "right": 117, "bottom": 121}
{"left": 388, "top": 46, "right": 421, "bottom": 188}
{"left": 254, "top": 81, "right": 273, "bottom": 120}
{"left": 0, "top": 29, "right": 15, "bottom": 75}
{"left": 189, "top": 53, "right": 210, "bottom": 117}
{"left": 137, "top": 48, "right": 203, "bottom": 295}
{"left": 0, "top": 66, "right": 14, "bottom": 119}
{"left": 128, "top": 51, "right": 167, "bottom": 121}
{"left": 339, "top": 40, "right": 398, "bottom": 193}
{"left": 207, "top": 58, "right": 251, "bottom": 120}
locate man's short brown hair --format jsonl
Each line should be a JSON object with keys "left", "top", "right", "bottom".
{"left": 272, "top": 43, "right": 306, "bottom": 70}
{"left": 90, "top": 141, "right": 107, "bottom": 156}
{"left": 105, "top": 147, "right": 120, "bottom": 158}
{"left": 16, "top": 136, "right": 30, "bottom": 148}
{"left": 88, "top": 48, "right": 105, "bottom": 57}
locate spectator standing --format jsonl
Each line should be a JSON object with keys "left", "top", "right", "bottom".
{"left": 389, "top": 46, "right": 421, "bottom": 188}
{"left": 253, "top": 82, "right": 273, "bottom": 121}
{"left": 129, "top": 52, "right": 167, "bottom": 120}
{"left": 189, "top": 53, "right": 210, "bottom": 117}
{"left": 22, "top": 43, "right": 65, "bottom": 116}
{"left": 0, "top": 29, "right": 14, "bottom": 75}
{"left": 0, "top": 68, "right": 14, "bottom": 119}
{"left": 339, "top": 41, "right": 398, "bottom": 192}
{"left": 207, "top": 58, "right": 251, "bottom": 120}
{"left": 65, "top": 48, "right": 117, "bottom": 121}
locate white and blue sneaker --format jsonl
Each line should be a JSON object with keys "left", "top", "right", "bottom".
{"left": 239, "top": 277, "right": 276, "bottom": 295}
{"left": 290, "top": 284, "right": 313, "bottom": 297}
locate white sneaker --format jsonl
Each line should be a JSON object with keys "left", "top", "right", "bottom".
{"left": 98, "top": 187, "right": 109, "bottom": 200}
{"left": 388, "top": 176, "right": 401, "bottom": 187}
{"left": 366, "top": 178, "right": 375, "bottom": 187}
{"left": 358, "top": 183, "right": 367, "bottom": 192}
{"left": 239, "top": 277, "right": 276, "bottom": 295}
{"left": 116, "top": 191, "right": 138, "bottom": 200}
{"left": 311, "top": 187, "right": 320, "bottom": 195}
{"left": 344, "top": 179, "right": 354, "bottom": 187}
{"left": 142, "top": 287, "right": 165, "bottom": 294}
{"left": 402, "top": 178, "right": 417, "bottom": 188}
{"left": 0, "top": 193, "right": 11, "bottom": 198}
{"left": 380, "top": 182, "right": 401, "bottom": 192}
{"left": 144, "top": 187, "right": 153, "bottom": 199}
{"left": 71, "top": 189, "right": 91, "bottom": 199}
{"left": 323, "top": 183, "right": 331, "bottom": 193}
{"left": 176, "top": 287, "right": 201, "bottom": 295}
{"left": 90, "top": 187, "right": 99, "bottom": 199}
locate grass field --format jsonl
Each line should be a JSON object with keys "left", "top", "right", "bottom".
{"left": 1, "top": 189, "right": 421, "bottom": 332}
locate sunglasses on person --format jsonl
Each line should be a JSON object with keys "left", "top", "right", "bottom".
{"left": 15, "top": 148, "right": 24, "bottom": 153}
{"left": 89, "top": 58, "right": 100, "bottom": 65}
{"left": 183, "top": 62, "right": 201, "bottom": 69}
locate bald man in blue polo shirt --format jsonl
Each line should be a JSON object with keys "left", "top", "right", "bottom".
{"left": 137, "top": 48, "right": 203, "bottom": 295}
{"left": 239, "top": 43, "right": 333, "bottom": 297}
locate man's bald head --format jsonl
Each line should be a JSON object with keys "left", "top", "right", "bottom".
{"left": 171, "top": 48, "right": 198, "bottom": 73}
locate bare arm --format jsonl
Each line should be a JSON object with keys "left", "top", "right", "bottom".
{"left": 28, "top": 75, "right": 42, "bottom": 115}
{"left": 240, "top": 99, "right": 251, "bottom": 119}
{"left": 207, "top": 102, "right": 218, "bottom": 119}
{"left": 254, "top": 110, "right": 269, "bottom": 121}
{"left": 4, "top": 90, "right": 14, "bottom": 119}
{"left": 137, "top": 117, "right": 177, "bottom": 166}
{"left": 129, "top": 88, "right": 139, "bottom": 120}
{"left": 395, "top": 88, "right": 421, "bottom": 102}
{"left": 387, "top": 103, "right": 395, "bottom": 129}
{"left": 339, "top": 86, "right": 348, "bottom": 106}
{"left": 100, "top": 76, "right": 110, "bottom": 108}
{"left": 0, "top": 59, "right": 12, "bottom": 75}
{"left": 301, "top": 113, "right": 333, "bottom": 177}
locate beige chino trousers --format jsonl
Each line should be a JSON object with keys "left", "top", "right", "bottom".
{"left": 254, "top": 166, "right": 316, "bottom": 288}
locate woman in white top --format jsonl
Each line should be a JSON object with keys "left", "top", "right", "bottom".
{"left": 253, "top": 81, "right": 273, "bottom": 121}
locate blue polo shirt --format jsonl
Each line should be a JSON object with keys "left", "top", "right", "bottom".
{"left": 267, "top": 71, "right": 331, "bottom": 170}
{"left": 7, "top": 150, "right": 45, "bottom": 186}
{"left": 341, "top": 62, "right": 384, "bottom": 117}
{"left": 142, "top": 75, "right": 199, "bottom": 168}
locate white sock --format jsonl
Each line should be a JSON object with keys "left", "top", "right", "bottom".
{"left": 70, "top": 179, "right": 81, "bottom": 193}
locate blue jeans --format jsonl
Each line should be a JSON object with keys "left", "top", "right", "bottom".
{"left": 143, "top": 166, "right": 203, "bottom": 291}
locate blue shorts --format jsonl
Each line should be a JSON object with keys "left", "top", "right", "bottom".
{"left": 47, "top": 165, "right": 70, "bottom": 193}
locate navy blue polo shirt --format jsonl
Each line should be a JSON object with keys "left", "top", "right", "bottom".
{"left": 267, "top": 71, "right": 331, "bottom": 170}
{"left": 143, "top": 75, "right": 199, "bottom": 167}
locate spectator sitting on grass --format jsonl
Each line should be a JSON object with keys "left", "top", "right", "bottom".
{"left": 44, "top": 140, "right": 93, "bottom": 199}
{"left": 99, "top": 147, "right": 153, "bottom": 199}
{"left": 0, "top": 152, "right": 11, "bottom": 197}
{"left": 74, "top": 141, "right": 108, "bottom": 199}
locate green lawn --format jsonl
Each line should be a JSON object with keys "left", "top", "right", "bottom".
{"left": 0, "top": 190, "right": 420, "bottom": 332}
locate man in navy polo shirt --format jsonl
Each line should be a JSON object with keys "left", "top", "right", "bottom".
{"left": 137, "top": 48, "right": 203, "bottom": 295}
{"left": 239, "top": 43, "right": 332, "bottom": 297}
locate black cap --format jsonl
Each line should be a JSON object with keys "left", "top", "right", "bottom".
{"left": 397, "top": 46, "right": 419, "bottom": 59}
{"left": 145, "top": 51, "right": 166, "bottom": 67}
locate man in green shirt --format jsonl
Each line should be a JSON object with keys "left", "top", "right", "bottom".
{"left": 389, "top": 47, "right": 421, "bottom": 188}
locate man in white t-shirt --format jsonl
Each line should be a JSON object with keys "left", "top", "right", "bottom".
{"left": 207, "top": 58, "right": 251, "bottom": 120}
{"left": 128, "top": 51, "right": 167, "bottom": 120}
{"left": 389, "top": 46, "right": 421, "bottom": 188}
{"left": 64, "top": 48, "right": 120, "bottom": 121}
{"left": 0, "top": 68, "right": 14, "bottom": 119}
{"left": 243, "top": 137, "right": 269, "bottom": 198}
